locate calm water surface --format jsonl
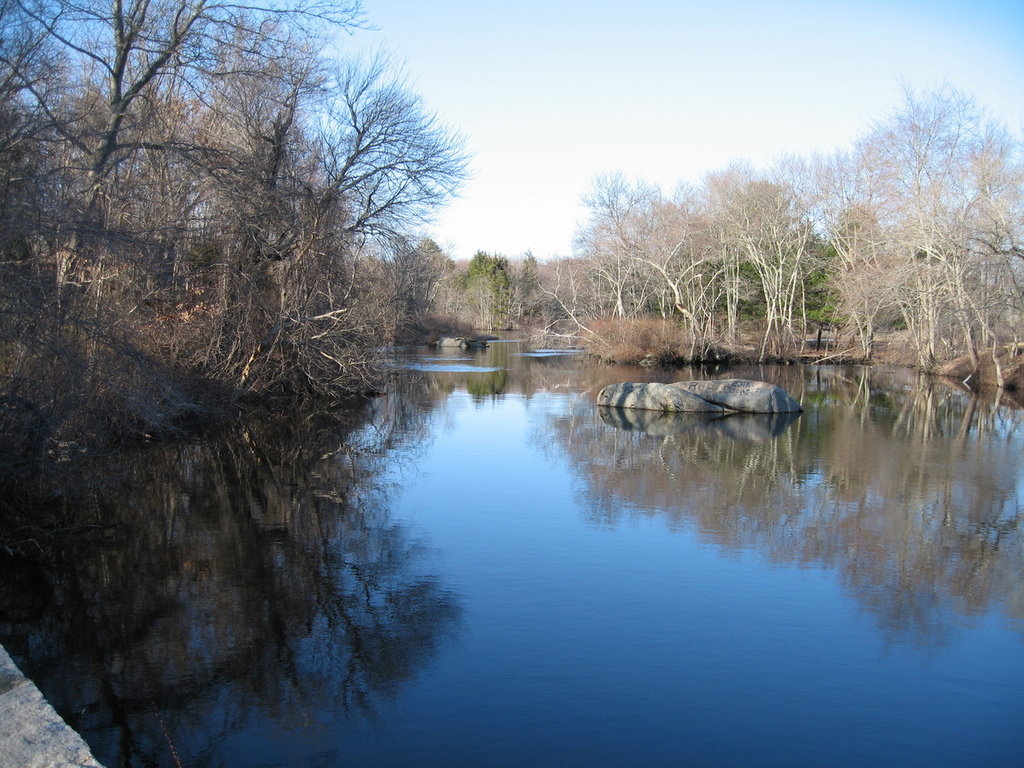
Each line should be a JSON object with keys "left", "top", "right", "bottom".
{"left": 2, "top": 341, "right": 1022, "bottom": 767}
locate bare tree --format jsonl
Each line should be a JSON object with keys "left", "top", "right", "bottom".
{"left": 714, "top": 162, "right": 816, "bottom": 360}
{"left": 314, "top": 55, "right": 468, "bottom": 240}
{"left": 576, "top": 172, "right": 660, "bottom": 318}
{"left": 12, "top": 0, "right": 361, "bottom": 280}
{"left": 0, "top": 0, "right": 471, "bottom": 458}
{"left": 197, "top": 54, "right": 467, "bottom": 396}
{"left": 0, "top": 0, "right": 67, "bottom": 254}
{"left": 846, "top": 86, "right": 1024, "bottom": 376}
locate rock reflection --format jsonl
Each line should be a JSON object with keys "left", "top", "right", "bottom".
{"left": 562, "top": 366, "right": 1024, "bottom": 646}
{"left": 0, "top": 398, "right": 461, "bottom": 768}
{"left": 598, "top": 406, "right": 800, "bottom": 440}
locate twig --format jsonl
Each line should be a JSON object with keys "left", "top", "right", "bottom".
{"left": 152, "top": 705, "right": 185, "bottom": 768}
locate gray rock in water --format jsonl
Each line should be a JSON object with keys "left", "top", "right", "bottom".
{"left": 435, "top": 337, "right": 465, "bottom": 347}
{"left": 435, "top": 337, "right": 488, "bottom": 349}
{"left": 672, "top": 378, "right": 802, "bottom": 413}
{"left": 0, "top": 645, "right": 106, "bottom": 768}
{"left": 596, "top": 382, "right": 725, "bottom": 413}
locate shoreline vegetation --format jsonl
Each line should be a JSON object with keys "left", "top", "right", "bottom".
{"left": 572, "top": 316, "right": 1024, "bottom": 390}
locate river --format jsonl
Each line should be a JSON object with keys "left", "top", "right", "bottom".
{"left": 1, "top": 340, "right": 1022, "bottom": 767}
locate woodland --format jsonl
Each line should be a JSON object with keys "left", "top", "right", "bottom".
{"left": 447, "top": 88, "right": 1024, "bottom": 385}
{"left": 1, "top": 0, "right": 1022, "bottom": 498}
{"left": 0, "top": 0, "right": 467, "bottom": 479}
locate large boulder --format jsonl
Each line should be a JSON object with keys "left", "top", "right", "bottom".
{"left": 596, "top": 382, "right": 725, "bottom": 413}
{"left": 435, "top": 337, "right": 465, "bottom": 347}
{"left": 672, "top": 378, "right": 802, "bottom": 413}
{"left": 596, "top": 379, "right": 801, "bottom": 414}
{"left": 435, "top": 337, "right": 488, "bottom": 349}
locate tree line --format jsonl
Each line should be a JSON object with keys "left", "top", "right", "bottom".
{"left": 400, "top": 87, "right": 1022, "bottom": 386}
{"left": 549, "top": 87, "right": 1023, "bottom": 378}
{"left": 0, "top": 0, "right": 467, "bottom": 466}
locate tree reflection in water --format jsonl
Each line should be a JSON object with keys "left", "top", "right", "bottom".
{"left": 0, "top": 391, "right": 461, "bottom": 768}
{"left": 556, "top": 365, "right": 1024, "bottom": 647}
{"left": 3, "top": 350, "right": 1023, "bottom": 765}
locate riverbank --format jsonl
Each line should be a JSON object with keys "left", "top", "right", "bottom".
{"left": 575, "top": 319, "right": 1024, "bottom": 392}
{"left": 0, "top": 644, "right": 104, "bottom": 768}
{"left": 0, "top": 373, "right": 377, "bottom": 528}
{"left": 0, "top": 314, "right": 477, "bottom": 523}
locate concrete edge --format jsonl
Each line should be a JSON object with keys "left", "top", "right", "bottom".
{"left": 0, "top": 644, "right": 105, "bottom": 768}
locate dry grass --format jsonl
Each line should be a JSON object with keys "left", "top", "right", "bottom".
{"left": 935, "top": 347, "right": 1024, "bottom": 391}
{"left": 583, "top": 317, "right": 682, "bottom": 364}
{"left": 583, "top": 317, "right": 739, "bottom": 366}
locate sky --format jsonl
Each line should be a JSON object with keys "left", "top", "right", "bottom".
{"left": 347, "top": 0, "right": 1024, "bottom": 260}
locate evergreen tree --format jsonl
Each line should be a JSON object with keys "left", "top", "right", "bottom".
{"left": 466, "top": 251, "right": 513, "bottom": 328}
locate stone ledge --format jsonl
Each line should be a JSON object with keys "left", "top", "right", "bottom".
{"left": 0, "top": 645, "right": 105, "bottom": 768}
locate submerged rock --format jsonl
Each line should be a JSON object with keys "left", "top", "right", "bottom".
{"left": 596, "top": 379, "right": 802, "bottom": 414}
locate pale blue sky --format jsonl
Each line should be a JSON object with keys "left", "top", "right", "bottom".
{"left": 349, "top": 1, "right": 1024, "bottom": 259}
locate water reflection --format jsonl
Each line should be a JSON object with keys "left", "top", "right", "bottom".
{"left": 556, "top": 365, "right": 1024, "bottom": 646}
{"left": 0, "top": 401, "right": 461, "bottom": 768}
{"left": 394, "top": 339, "right": 662, "bottom": 400}
{"left": 3, "top": 345, "right": 1023, "bottom": 767}
{"left": 466, "top": 367, "right": 510, "bottom": 398}
{"left": 598, "top": 406, "right": 801, "bottom": 440}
